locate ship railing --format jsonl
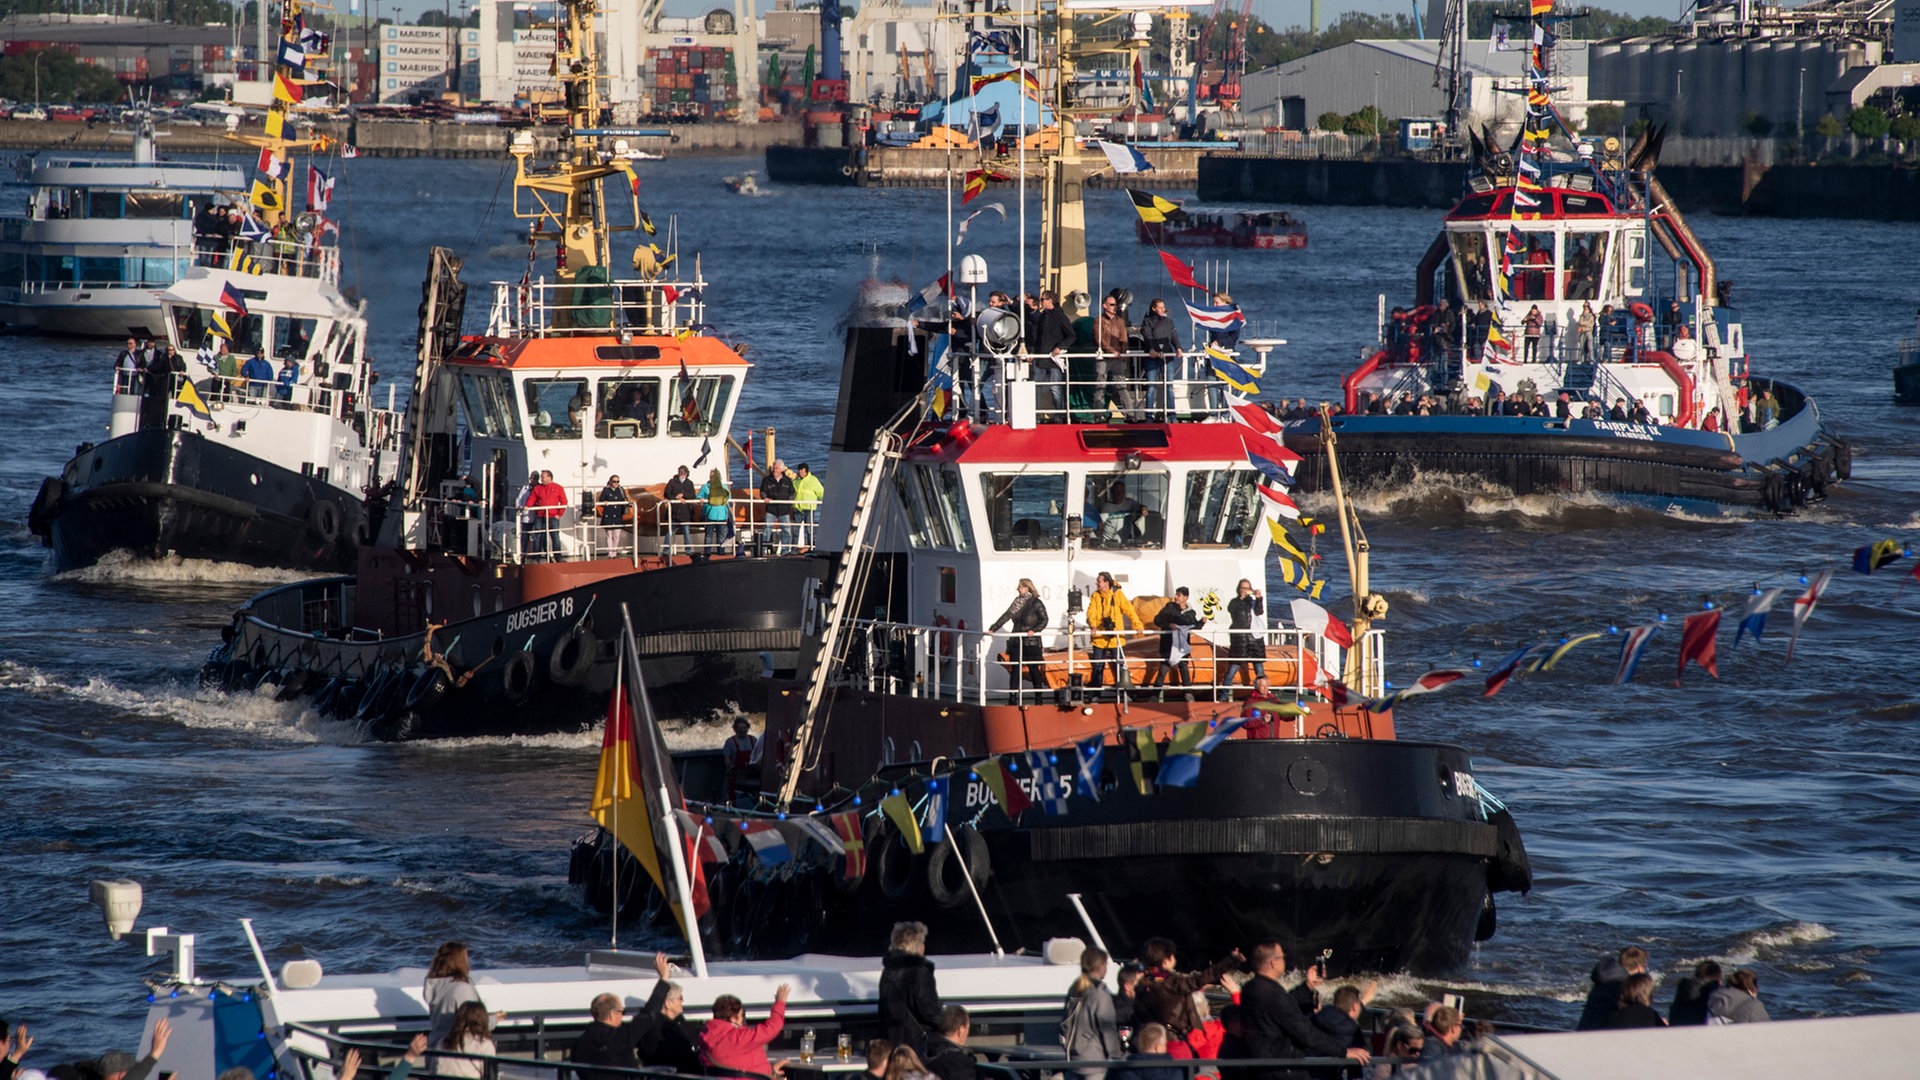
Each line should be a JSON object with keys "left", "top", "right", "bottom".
{"left": 484, "top": 275, "right": 710, "bottom": 338}
{"left": 192, "top": 238, "right": 339, "bottom": 281}
{"left": 1898, "top": 337, "right": 1918, "bottom": 365}
{"left": 838, "top": 617, "right": 1386, "bottom": 709}
{"left": 950, "top": 347, "right": 1251, "bottom": 426}
{"left": 419, "top": 485, "right": 811, "bottom": 567}
{"left": 239, "top": 576, "right": 357, "bottom": 638}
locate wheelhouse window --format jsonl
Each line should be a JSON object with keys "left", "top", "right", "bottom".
{"left": 524, "top": 377, "right": 588, "bottom": 439}
{"left": 931, "top": 467, "right": 974, "bottom": 553}
{"left": 227, "top": 313, "right": 266, "bottom": 356}
{"left": 1084, "top": 471, "right": 1169, "bottom": 549}
{"left": 1449, "top": 232, "right": 1492, "bottom": 303}
{"left": 86, "top": 191, "right": 123, "bottom": 219}
{"left": 596, "top": 377, "right": 660, "bottom": 438}
{"left": 170, "top": 304, "right": 209, "bottom": 347}
{"left": 274, "top": 316, "right": 318, "bottom": 360}
{"left": 1565, "top": 233, "right": 1609, "bottom": 302}
{"left": 1510, "top": 232, "right": 1558, "bottom": 302}
{"left": 456, "top": 372, "right": 523, "bottom": 438}
{"left": 124, "top": 192, "right": 185, "bottom": 220}
{"left": 983, "top": 472, "right": 1066, "bottom": 551}
{"left": 896, "top": 465, "right": 974, "bottom": 551}
{"left": 1182, "top": 469, "right": 1261, "bottom": 549}
{"left": 668, "top": 373, "right": 734, "bottom": 437}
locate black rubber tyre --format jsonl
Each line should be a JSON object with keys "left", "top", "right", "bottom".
{"left": 548, "top": 627, "right": 597, "bottom": 686}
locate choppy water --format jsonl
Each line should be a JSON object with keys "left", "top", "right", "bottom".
{"left": 3, "top": 154, "right": 1918, "bottom": 1062}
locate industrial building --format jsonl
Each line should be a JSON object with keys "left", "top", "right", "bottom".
{"left": 1589, "top": 0, "right": 1918, "bottom": 137}
{"left": 1240, "top": 38, "right": 1593, "bottom": 137}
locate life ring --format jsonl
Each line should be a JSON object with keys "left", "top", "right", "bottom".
{"left": 548, "top": 626, "right": 597, "bottom": 685}
{"left": 308, "top": 499, "right": 342, "bottom": 544}
{"left": 924, "top": 825, "right": 992, "bottom": 909}
{"left": 501, "top": 650, "right": 538, "bottom": 703}
{"left": 840, "top": 165, "right": 856, "bottom": 177}
{"left": 933, "top": 614, "right": 955, "bottom": 659}
{"left": 872, "top": 822, "right": 925, "bottom": 903}
{"left": 405, "top": 666, "right": 452, "bottom": 713}
{"left": 1628, "top": 301, "right": 1654, "bottom": 322}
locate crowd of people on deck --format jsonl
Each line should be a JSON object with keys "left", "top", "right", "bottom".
{"left": 0, "top": 929, "right": 1780, "bottom": 1080}
{"left": 190, "top": 199, "right": 323, "bottom": 275}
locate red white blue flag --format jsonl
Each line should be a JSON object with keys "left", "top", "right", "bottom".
{"left": 1734, "top": 587, "right": 1783, "bottom": 646}
{"left": 739, "top": 819, "right": 791, "bottom": 865}
{"left": 1613, "top": 623, "right": 1660, "bottom": 685}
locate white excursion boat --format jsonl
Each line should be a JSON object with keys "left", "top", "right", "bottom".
{"left": 0, "top": 108, "right": 247, "bottom": 338}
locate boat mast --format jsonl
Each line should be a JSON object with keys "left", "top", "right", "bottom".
{"left": 1316, "top": 405, "right": 1384, "bottom": 696}
{"left": 1038, "top": 0, "right": 1089, "bottom": 300}
{"left": 223, "top": 0, "right": 332, "bottom": 231}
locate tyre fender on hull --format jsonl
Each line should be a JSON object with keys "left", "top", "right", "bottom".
{"left": 1486, "top": 805, "right": 1532, "bottom": 895}
{"left": 872, "top": 822, "right": 925, "bottom": 903}
{"left": 308, "top": 499, "right": 342, "bottom": 545}
{"left": 1475, "top": 893, "right": 1498, "bottom": 942}
{"left": 27, "top": 476, "right": 65, "bottom": 539}
{"left": 502, "top": 650, "right": 538, "bottom": 703}
{"left": 1835, "top": 440, "right": 1853, "bottom": 481}
{"left": 548, "top": 626, "right": 597, "bottom": 686}
{"left": 405, "top": 666, "right": 453, "bottom": 713}
{"left": 924, "top": 825, "right": 991, "bottom": 909}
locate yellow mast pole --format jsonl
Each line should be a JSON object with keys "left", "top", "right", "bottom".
{"left": 1318, "top": 404, "right": 1384, "bottom": 696}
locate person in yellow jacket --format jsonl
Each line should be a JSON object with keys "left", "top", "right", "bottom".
{"left": 1084, "top": 570, "right": 1141, "bottom": 693}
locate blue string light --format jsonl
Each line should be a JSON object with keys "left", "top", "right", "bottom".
{"left": 1799, "top": 574, "right": 1809, "bottom": 585}
{"left": 1608, "top": 625, "right": 1619, "bottom": 634}
{"left": 1007, "top": 760, "right": 1019, "bottom": 772}
{"left": 1470, "top": 656, "right": 1482, "bottom": 668}
{"left": 1703, "top": 600, "right": 1715, "bottom": 610}
{"left": 1047, "top": 753, "right": 1058, "bottom": 765}
{"left": 1657, "top": 612, "right": 1668, "bottom": 622}
{"left": 852, "top": 795, "right": 862, "bottom": 806}
{"left": 777, "top": 811, "right": 787, "bottom": 820}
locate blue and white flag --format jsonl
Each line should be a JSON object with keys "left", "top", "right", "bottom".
{"left": 922, "top": 778, "right": 948, "bottom": 845}
{"left": 238, "top": 213, "right": 270, "bottom": 244}
{"left": 276, "top": 39, "right": 307, "bottom": 76}
{"left": 1026, "top": 750, "right": 1069, "bottom": 815}
{"left": 740, "top": 819, "right": 792, "bottom": 865}
{"left": 1734, "top": 587, "right": 1784, "bottom": 646}
{"left": 1613, "top": 624, "right": 1660, "bottom": 685}
{"left": 790, "top": 814, "right": 846, "bottom": 856}
{"left": 1073, "top": 735, "right": 1104, "bottom": 801}
{"left": 1097, "top": 139, "right": 1152, "bottom": 175}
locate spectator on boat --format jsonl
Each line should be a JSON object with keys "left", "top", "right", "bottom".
{"left": 1312, "top": 985, "right": 1369, "bottom": 1052}
{"left": 1219, "top": 579, "right": 1267, "bottom": 695}
{"left": 1701, "top": 408, "right": 1723, "bottom": 433}
{"left": 436, "top": 1002, "right": 495, "bottom": 1078}
{"left": 884, "top": 1047, "right": 933, "bottom": 1080}
{"left": 990, "top": 578, "right": 1050, "bottom": 697}
{"left": 1575, "top": 303, "right": 1598, "bottom": 365}
{"left": 1094, "top": 481, "right": 1147, "bottom": 545}
{"left": 114, "top": 337, "right": 141, "bottom": 373}
{"left": 634, "top": 960, "right": 702, "bottom": 1074}
{"left": 424, "top": 942, "right": 489, "bottom": 1052}
{"left": 1239, "top": 941, "right": 1369, "bottom": 1077}
{"left": 664, "top": 465, "right": 697, "bottom": 555}
{"left": 1372, "top": 1023, "right": 1422, "bottom": 1078}
{"left": 1756, "top": 387, "right": 1779, "bottom": 429}
{"left": 1062, "top": 946, "right": 1123, "bottom": 1080}
{"left": 1522, "top": 305, "right": 1544, "bottom": 363}
{"left": 1133, "top": 937, "right": 1242, "bottom": 1040}
{"left": 524, "top": 470, "right": 568, "bottom": 560}
{"left": 273, "top": 357, "right": 299, "bottom": 407}
{"left": 1139, "top": 298, "right": 1180, "bottom": 420}
{"left": 1121, "top": 1025, "right": 1182, "bottom": 1080}
{"left": 1144, "top": 587, "right": 1200, "bottom": 692}
{"left": 1575, "top": 946, "right": 1648, "bottom": 1031}
{"left": 1628, "top": 399, "right": 1652, "bottom": 424}
{"left": 1549, "top": 391, "right": 1570, "bottom": 419}
{"left": 1115, "top": 963, "right": 1145, "bottom": 1030}
{"left": 923, "top": 1007, "right": 976, "bottom": 1080}
{"left": 1084, "top": 571, "right": 1142, "bottom": 696}
{"left": 1668, "top": 960, "right": 1722, "bottom": 1026}
{"left": 1392, "top": 392, "right": 1417, "bottom": 416}
{"left": 240, "top": 353, "right": 273, "bottom": 400}
{"left": 1706, "top": 970, "right": 1770, "bottom": 1024}
{"left": 212, "top": 345, "right": 241, "bottom": 404}
{"left": 1420, "top": 1006, "right": 1463, "bottom": 1059}
{"left": 880, "top": 922, "right": 944, "bottom": 1054}
{"left": 1660, "top": 299, "right": 1684, "bottom": 349}
{"left": 1030, "top": 291, "right": 1074, "bottom": 417}
{"left": 1167, "top": 991, "right": 1227, "bottom": 1061}
{"left": 698, "top": 984, "right": 789, "bottom": 1080}
{"left": 1607, "top": 398, "right": 1629, "bottom": 422}
{"left": 1603, "top": 974, "right": 1666, "bottom": 1031}
{"left": 1463, "top": 396, "right": 1485, "bottom": 416}
{"left": 697, "top": 468, "right": 733, "bottom": 558}
{"left": 762, "top": 460, "right": 797, "bottom": 554}
{"left": 864, "top": 1041, "right": 897, "bottom": 1080}
{"left": 792, "top": 463, "right": 823, "bottom": 551}
{"left": 1464, "top": 303, "right": 1490, "bottom": 362}
{"left": 596, "top": 475, "right": 634, "bottom": 550}
{"left": 723, "top": 718, "right": 761, "bottom": 805}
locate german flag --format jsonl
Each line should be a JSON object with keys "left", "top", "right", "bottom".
{"left": 1127, "top": 188, "right": 1182, "bottom": 225}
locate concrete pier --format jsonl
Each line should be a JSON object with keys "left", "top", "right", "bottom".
{"left": 0, "top": 118, "right": 801, "bottom": 159}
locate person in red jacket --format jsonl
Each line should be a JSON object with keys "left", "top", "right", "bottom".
{"left": 525, "top": 469, "right": 567, "bottom": 561}
{"left": 699, "top": 984, "right": 789, "bottom": 1080}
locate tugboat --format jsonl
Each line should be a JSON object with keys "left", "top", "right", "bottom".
{"left": 1136, "top": 209, "right": 1307, "bottom": 250}
{"left": 0, "top": 106, "right": 248, "bottom": 338}
{"left": 27, "top": 35, "right": 401, "bottom": 573}
{"left": 577, "top": 0, "right": 1529, "bottom": 975}
{"left": 1894, "top": 332, "right": 1920, "bottom": 405}
{"left": 1288, "top": 12, "right": 1848, "bottom": 515}
{"left": 201, "top": 0, "right": 816, "bottom": 737}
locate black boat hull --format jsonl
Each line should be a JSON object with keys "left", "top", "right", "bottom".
{"left": 29, "top": 427, "right": 369, "bottom": 574}
{"left": 765, "top": 143, "right": 861, "bottom": 186}
{"left": 575, "top": 736, "right": 1528, "bottom": 975}
{"left": 206, "top": 555, "right": 820, "bottom": 739}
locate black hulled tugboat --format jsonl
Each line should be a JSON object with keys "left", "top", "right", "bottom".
{"left": 201, "top": 0, "right": 817, "bottom": 737}
{"left": 576, "top": 0, "right": 1529, "bottom": 976}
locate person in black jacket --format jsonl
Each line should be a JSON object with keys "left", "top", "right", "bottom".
{"left": 632, "top": 972, "right": 702, "bottom": 1074}
{"left": 569, "top": 992, "right": 643, "bottom": 1080}
{"left": 1239, "top": 942, "right": 1368, "bottom": 1080}
{"left": 1143, "top": 587, "right": 1200, "bottom": 691}
{"left": 1138, "top": 298, "right": 1180, "bottom": 420}
{"left": 1122, "top": 1025, "right": 1184, "bottom": 1080}
{"left": 878, "top": 922, "right": 943, "bottom": 1054}
{"left": 761, "top": 459, "right": 798, "bottom": 554}
{"left": 989, "top": 578, "right": 1050, "bottom": 697}
{"left": 923, "top": 1007, "right": 976, "bottom": 1080}
{"left": 1604, "top": 973, "right": 1667, "bottom": 1030}
{"left": 1667, "top": 960, "right": 1722, "bottom": 1026}
{"left": 1030, "top": 291, "right": 1075, "bottom": 418}
{"left": 1219, "top": 579, "right": 1266, "bottom": 697}
{"left": 1575, "top": 946, "right": 1647, "bottom": 1031}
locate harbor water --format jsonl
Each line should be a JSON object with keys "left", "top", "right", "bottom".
{"left": 3, "top": 154, "right": 1918, "bottom": 1060}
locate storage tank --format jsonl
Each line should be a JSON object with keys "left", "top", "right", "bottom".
{"left": 1589, "top": 40, "right": 1623, "bottom": 108}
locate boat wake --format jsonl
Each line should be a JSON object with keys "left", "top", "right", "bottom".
{"left": 1296, "top": 472, "right": 1735, "bottom": 530}
{"left": 50, "top": 549, "right": 308, "bottom": 588}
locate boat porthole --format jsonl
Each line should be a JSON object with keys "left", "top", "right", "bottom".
{"left": 472, "top": 588, "right": 483, "bottom": 618}
{"left": 423, "top": 590, "right": 433, "bottom": 615}
{"left": 250, "top": 473, "right": 260, "bottom": 485}
{"left": 1287, "top": 756, "right": 1328, "bottom": 796}
{"left": 1438, "top": 763, "right": 1455, "bottom": 798}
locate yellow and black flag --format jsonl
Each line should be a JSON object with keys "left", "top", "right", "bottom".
{"left": 250, "top": 180, "right": 283, "bottom": 213}
{"left": 1127, "top": 188, "right": 1184, "bottom": 225}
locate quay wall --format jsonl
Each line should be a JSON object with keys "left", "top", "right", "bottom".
{"left": 856, "top": 145, "right": 1206, "bottom": 189}
{"left": 0, "top": 118, "right": 802, "bottom": 159}
{"left": 1196, "top": 153, "right": 1920, "bottom": 222}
